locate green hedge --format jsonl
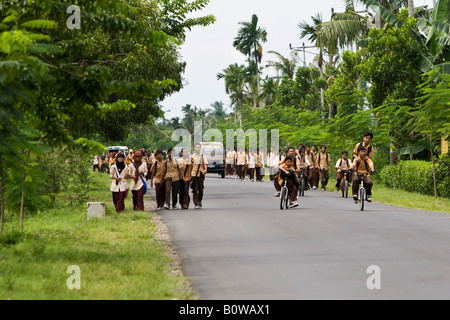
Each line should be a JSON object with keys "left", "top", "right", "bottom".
{"left": 436, "top": 155, "right": 450, "bottom": 198}
{"left": 380, "top": 159, "right": 450, "bottom": 198}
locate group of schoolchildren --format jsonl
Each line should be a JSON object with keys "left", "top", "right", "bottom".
{"left": 103, "top": 144, "right": 208, "bottom": 213}
{"left": 99, "top": 132, "right": 375, "bottom": 212}
{"left": 277, "top": 133, "right": 375, "bottom": 208}
{"left": 223, "top": 132, "right": 375, "bottom": 209}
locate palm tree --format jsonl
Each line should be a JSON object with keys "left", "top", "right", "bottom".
{"left": 266, "top": 50, "right": 298, "bottom": 79}
{"left": 298, "top": 13, "right": 326, "bottom": 114}
{"left": 261, "top": 77, "right": 279, "bottom": 107}
{"left": 233, "top": 14, "right": 267, "bottom": 103}
{"left": 217, "top": 64, "right": 248, "bottom": 126}
{"left": 207, "top": 101, "right": 227, "bottom": 119}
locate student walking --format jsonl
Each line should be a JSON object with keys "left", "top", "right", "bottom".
{"left": 150, "top": 150, "right": 165, "bottom": 211}
{"left": 318, "top": 145, "right": 331, "bottom": 191}
{"left": 190, "top": 143, "right": 207, "bottom": 209}
{"left": 304, "top": 145, "right": 314, "bottom": 189}
{"left": 93, "top": 155, "right": 100, "bottom": 172}
{"left": 247, "top": 149, "right": 256, "bottom": 181}
{"left": 225, "top": 147, "right": 236, "bottom": 176}
{"left": 129, "top": 150, "right": 148, "bottom": 211}
{"left": 109, "top": 153, "right": 129, "bottom": 213}
{"left": 255, "top": 148, "right": 264, "bottom": 181}
{"left": 177, "top": 148, "right": 191, "bottom": 210}
{"left": 311, "top": 145, "right": 319, "bottom": 189}
{"left": 267, "top": 147, "right": 278, "bottom": 181}
{"left": 125, "top": 150, "right": 134, "bottom": 167}
{"left": 164, "top": 148, "right": 181, "bottom": 210}
{"left": 236, "top": 147, "right": 246, "bottom": 181}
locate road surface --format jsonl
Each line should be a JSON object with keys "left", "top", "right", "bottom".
{"left": 153, "top": 174, "right": 450, "bottom": 300}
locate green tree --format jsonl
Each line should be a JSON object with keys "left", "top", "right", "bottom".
{"left": 217, "top": 63, "right": 248, "bottom": 126}
{"left": 233, "top": 14, "right": 267, "bottom": 104}
{"left": 266, "top": 50, "right": 298, "bottom": 79}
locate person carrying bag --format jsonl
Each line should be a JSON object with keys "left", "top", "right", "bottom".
{"left": 190, "top": 143, "right": 207, "bottom": 209}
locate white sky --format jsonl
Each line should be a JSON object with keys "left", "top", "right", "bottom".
{"left": 160, "top": 0, "right": 435, "bottom": 119}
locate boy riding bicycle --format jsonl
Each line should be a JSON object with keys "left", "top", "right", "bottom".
{"left": 278, "top": 156, "right": 299, "bottom": 208}
{"left": 350, "top": 146, "right": 375, "bottom": 203}
{"left": 335, "top": 151, "right": 352, "bottom": 192}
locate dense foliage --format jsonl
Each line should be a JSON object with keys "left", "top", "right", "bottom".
{"left": 0, "top": 0, "right": 215, "bottom": 231}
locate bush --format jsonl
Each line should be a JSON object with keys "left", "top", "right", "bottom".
{"left": 436, "top": 155, "right": 450, "bottom": 198}
{"left": 380, "top": 160, "right": 435, "bottom": 196}
{"left": 380, "top": 159, "right": 450, "bottom": 198}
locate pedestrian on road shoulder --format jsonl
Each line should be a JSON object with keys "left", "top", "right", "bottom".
{"left": 129, "top": 150, "right": 147, "bottom": 211}
{"left": 190, "top": 143, "right": 207, "bottom": 209}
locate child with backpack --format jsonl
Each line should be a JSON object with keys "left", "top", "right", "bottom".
{"left": 150, "top": 150, "right": 165, "bottom": 211}
{"left": 335, "top": 151, "right": 352, "bottom": 192}
{"left": 318, "top": 145, "right": 331, "bottom": 191}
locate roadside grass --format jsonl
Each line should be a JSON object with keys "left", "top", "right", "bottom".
{"left": 325, "top": 178, "right": 450, "bottom": 213}
{"left": 262, "top": 173, "right": 449, "bottom": 213}
{"left": 0, "top": 171, "right": 196, "bottom": 300}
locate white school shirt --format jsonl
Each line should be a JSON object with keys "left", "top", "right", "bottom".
{"left": 247, "top": 153, "right": 256, "bottom": 169}
{"left": 110, "top": 165, "right": 129, "bottom": 192}
{"left": 267, "top": 152, "right": 279, "bottom": 167}
{"left": 129, "top": 162, "right": 148, "bottom": 191}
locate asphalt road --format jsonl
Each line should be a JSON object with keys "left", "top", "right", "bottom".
{"left": 154, "top": 174, "right": 450, "bottom": 300}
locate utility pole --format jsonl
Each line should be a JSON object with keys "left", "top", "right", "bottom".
{"left": 289, "top": 43, "right": 316, "bottom": 68}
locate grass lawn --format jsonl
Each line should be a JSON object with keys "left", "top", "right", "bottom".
{"left": 0, "top": 170, "right": 196, "bottom": 300}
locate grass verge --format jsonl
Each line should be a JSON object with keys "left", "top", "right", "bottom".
{"left": 325, "top": 178, "right": 450, "bottom": 213}
{"left": 0, "top": 170, "right": 196, "bottom": 300}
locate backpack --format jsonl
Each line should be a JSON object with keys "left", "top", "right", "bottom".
{"left": 359, "top": 142, "right": 372, "bottom": 157}
{"left": 318, "top": 153, "right": 329, "bottom": 165}
{"left": 338, "top": 158, "right": 351, "bottom": 168}
{"left": 356, "top": 159, "right": 369, "bottom": 172}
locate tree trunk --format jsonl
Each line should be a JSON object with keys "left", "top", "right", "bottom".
{"left": 328, "top": 101, "right": 334, "bottom": 119}
{"left": 430, "top": 134, "right": 438, "bottom": 198}
{"left": 20, "top": 173, "right": 25, "bottom": 232}
{"left": 255, "top": 55, "right": 260, "bottom": 108}
{"left": 0, "top": 169, "right": 4, "bottom": 234}
{"left": 408, "top": 0, "right": 415, "bottom": 17}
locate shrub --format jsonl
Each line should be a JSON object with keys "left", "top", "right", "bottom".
{"left": 436, "top": 155, "right": 450, "bottom": 198}
{"left": 380, "top": 161, "right": 435, "bottom": 196}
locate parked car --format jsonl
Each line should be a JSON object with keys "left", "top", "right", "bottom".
{"left": 201, "top": 142, "right": 225, "bottom": 178}
{"left": 106, "top": 146, "right": 129, "bottom": 156}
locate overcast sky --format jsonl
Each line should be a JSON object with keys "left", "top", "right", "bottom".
{"left": 160, "top": 0, "right": 435, "bottom": 120}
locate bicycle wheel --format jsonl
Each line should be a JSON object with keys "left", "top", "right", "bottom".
{"left": 343, "top": 180, "right": 348, "bottom": 198}
{"left": 300, "top": 178, "right": 305, "bottom": 197}
{"left": 280, "top": 187, "right": 287, "bottom": 210}
{"left": 359, "top": 187, "right": 365, "bottom": 211}
{"left": 285, "top": 192, "right": 290, "bottom": 209}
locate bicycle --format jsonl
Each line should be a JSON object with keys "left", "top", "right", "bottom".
{"left": 340, "top": 170, "right": 351, "bottom": 198}
{"left": 280, "top": 177, "right": 289, "bottom": 210}
{"left": 355, "top": 172, "right": 374, "bottom": 211}
{"left": 298, "top": 168, "right": 307, "bottom": 197}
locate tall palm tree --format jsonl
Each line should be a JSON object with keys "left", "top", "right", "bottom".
{"left": 206, "top": 101, "right": 228, "bottom": 126}
{"left": 261, "top": 77, "right": 279, "bottom": 107}
{"left": 298, "top": 13, "right": 326, "bottom": 114}
{"left": 217, "top": 64, "right": 248, "bottom": 126}
{"left": 266, "top": 50, "right": 298, "bottom": 79}
{"left": 233, "top": 14, "right": 267, "bottom": 103}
